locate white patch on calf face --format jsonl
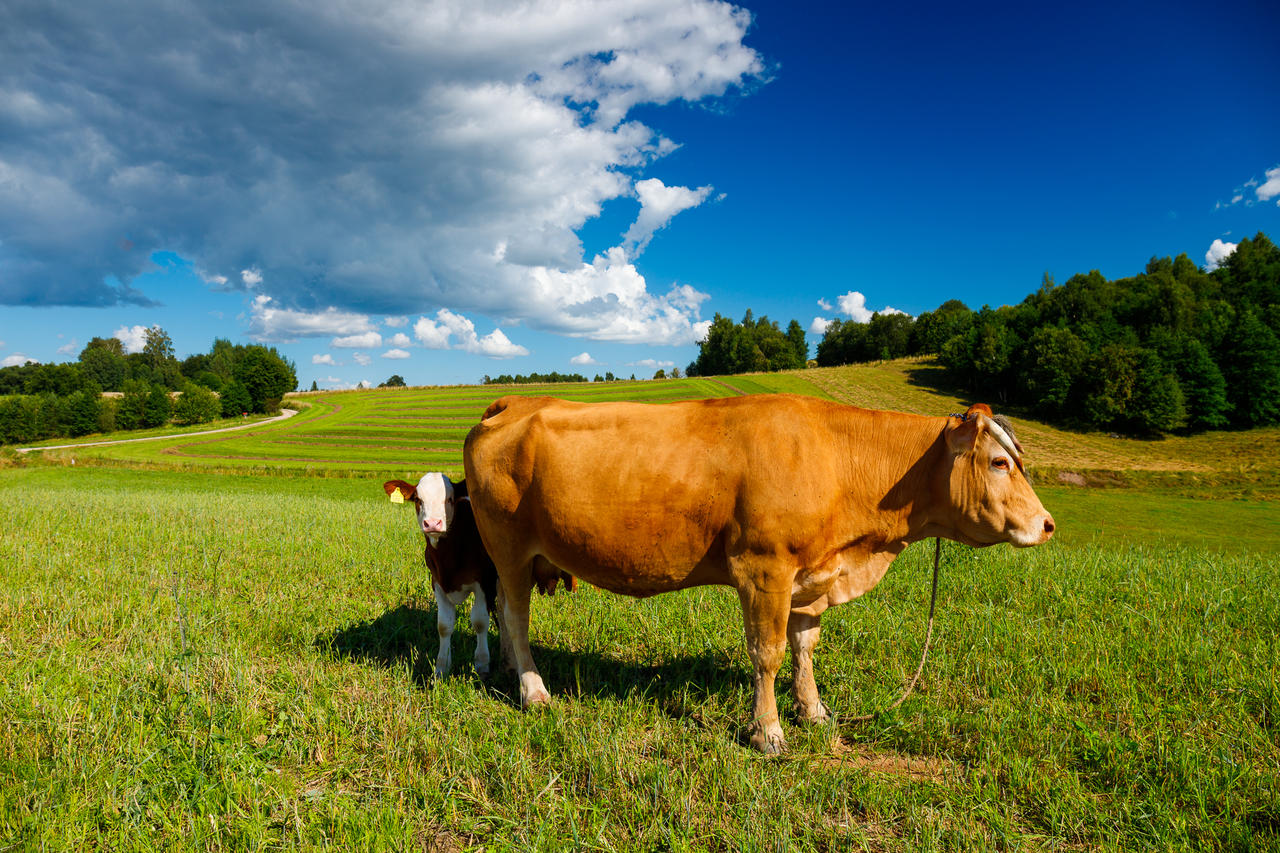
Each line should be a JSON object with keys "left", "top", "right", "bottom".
{"left": 414, "top": 472, "right": 455, "bottom": 541}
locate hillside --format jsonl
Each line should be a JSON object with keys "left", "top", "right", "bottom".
{"left": 14, "top": 358, "right": 1279, "bottom": 497}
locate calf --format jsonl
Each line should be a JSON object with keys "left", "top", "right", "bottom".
{"left": 384, "top": 473, "right": 499, "bottom": 678}
{"left": 384, "top": 472, "right": 578, "bottom": 677}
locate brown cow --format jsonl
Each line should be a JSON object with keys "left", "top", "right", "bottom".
{"left": 463, "top": 395, "right": 1054, "bottom": 753}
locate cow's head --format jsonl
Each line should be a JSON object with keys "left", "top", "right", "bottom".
{"left": 942, "top": 404, "right": 1054, "bottom": 548}
{"left": 383, "top": 472, "right": 458, "bottom": 545}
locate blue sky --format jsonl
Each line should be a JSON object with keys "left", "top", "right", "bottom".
{"left": 2, "top": 0, "right": 1277, "bottom": 388}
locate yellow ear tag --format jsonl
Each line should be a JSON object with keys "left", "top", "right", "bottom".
{"left": 390, "top": 491, "right": 405, "bottom": 504}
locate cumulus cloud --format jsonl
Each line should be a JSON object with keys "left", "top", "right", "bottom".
{"left": 621, "top": 178, "right": 714, "bottom": 257}
{"left": 2, "top": 353, "right": 37, "bottom": 367}
{"left": 247, "top": 294, "right": 378, "bottom": 342}
{"left": 387, "top": 332, "right": 411, "bottom": 347}
{"left": 835, "top": 291, "right": 907, "bottom": 323}
{"left": 1217, "top": 165, "right": 1280, "bottom": 209}
{"left": 352, "top": 353, "right": 372, "bottom": 367}
{"left": 114, "top": 324, "right": 150, "bottom": 354}
{"left": 381, "top": 348, "right": 410, "bottom": 359}
{"left": 384, "top": 316, "right": 408, "bottom": 328}
{"left": 1206, "top": 238, "right": 1237, "bottom": 271}
{"left": 57, "top": 338, "right": 80, "bottom": 355}
{"left": 810, "top": 292, "right": 907, "bottom": 333}
{"left": 629, "top": 357, "right": 674, "bottom": 369}
{"left": 1258, "top": 166, "right": 1280, "bottom": 204}
{"left": 570, "top": 352, "right": 598, "bottom": 365}
{"left": 312, "top": 353, "right": 337, "bottom": 365}
{"left": 0, "top": 0, "right": 763, "bottom": 346}
{"left": 332, "top": 331, "right": 383, "bottom": 348}
{"left": 413, "top": 309, "right": 529, "bottom": 358}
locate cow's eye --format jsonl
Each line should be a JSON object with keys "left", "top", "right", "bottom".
{"left": 992, "top": 457, "right": 1010, "bottom": 471}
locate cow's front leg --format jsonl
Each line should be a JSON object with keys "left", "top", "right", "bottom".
{"left": 467, "top": 583, "right": 491, "bottom": 678}
{"left": 433, "top": 582, "right": 457, "bottom": 679}
{"left": 787, "top": 610, "right": 829, "bottom": 723}
{"left": 737, "top": 582, "right": 792, "bottom": 754}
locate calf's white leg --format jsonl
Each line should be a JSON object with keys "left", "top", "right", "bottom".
{"left": 433, "top": 582, "right": 457, "bottom": 679}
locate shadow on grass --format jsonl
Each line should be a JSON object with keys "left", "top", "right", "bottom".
{"left": 318, "top": 602, "right": 752, "bottom": 735}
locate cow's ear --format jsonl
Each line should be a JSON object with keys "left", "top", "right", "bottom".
{"left": 964, "top": 403, "right": 993, "bottom": 419}
{"left": 945, "top": 414, "right": 981, "bottom": 455}
{"left": 383, "top": 480, "right": 416, "bottom": 504}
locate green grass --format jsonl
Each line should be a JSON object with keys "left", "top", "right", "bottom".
{"left": 4, "top": 363, "right": 1279, "bottom": 848}
{"left": 1, "top": 466, "right": 1277, "bottom": 850}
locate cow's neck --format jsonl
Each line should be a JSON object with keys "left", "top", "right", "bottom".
{"left": 836, "top": 410, "right": 951, "bottom": 549}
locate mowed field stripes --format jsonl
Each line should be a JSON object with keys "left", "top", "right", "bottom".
{"left": 67, "top": 378, "right": 769, "bottom": 473}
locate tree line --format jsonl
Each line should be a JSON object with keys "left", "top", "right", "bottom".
{"left": 688, "top": 231, "right": 1279, "bottom": 434}
{"left": 0, "top": 328, "right": 297, "bottom": 444}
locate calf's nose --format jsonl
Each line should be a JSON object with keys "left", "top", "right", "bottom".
{"left": 1043, "top": 516, "right": 1055, "bottom": 536}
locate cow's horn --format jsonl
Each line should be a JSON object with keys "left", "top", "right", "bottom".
{"left": 980, "top": 414, "right": 1023, "bottom": 469}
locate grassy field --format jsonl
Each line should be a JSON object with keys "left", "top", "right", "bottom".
{"left": 2, "top": 362, "right": 1278, "bottom": 850}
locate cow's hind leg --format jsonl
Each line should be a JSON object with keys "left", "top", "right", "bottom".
{"left": 737, "top": 581, "right": 792, "bottom": 754}
{"left": 498, "top": 558, "right": 550, "bottom": 707}
{"left": 787, "top": 610, "right": 829, "bottom": 723}
{"left": 469, "top": 584, "right": 491, "bottom": 678}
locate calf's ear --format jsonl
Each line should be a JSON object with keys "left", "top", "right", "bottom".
{"left": 382, "top": 480, "right": 417, "bottom": 504}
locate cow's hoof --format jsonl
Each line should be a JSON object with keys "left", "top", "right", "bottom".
{"left": 522, "top": 687, "right": 551, "bottom": 708}
{"left": 749, "top": 727, "right": 787, "bottom": 755}
{"left": 797, "top": 702, "right": 830, "bottom": 724}
{"left": 475, "top": 666, "right": 490, "bottom": 681}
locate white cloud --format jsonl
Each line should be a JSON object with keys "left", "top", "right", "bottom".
{"left": 817, "top": 299, "right": 833, "bottom": 312}
{"left": 353, "top": 352, "right": 373, "bottom": 366}
{"left": 2, "top": 353, "right": 38, "bottom": 367}
{"left": 387, "top": 332, "right": 411, "bottom": 347}
{"left": 413, "top": 309, "right": 529, "bottom": 358}
{"left": 312, "top": 353, "right": 337, "bottom": 365}
{"left": 570, "top": 352, "right": 598, "bottom": 365}
{"left": 384, "top": 316, "right": 408, "bottom": 328}
{"left": 57, "top": 338, "right": 80, "bottom": 355}
{"left": 621, "top": 178, "right": 714, "bottom": 257}
{"left": 809, "top": 317, "right": 831, "bottom": 335}
{"left": 833, "top": 291, "right": 907, "bottom": 323}
{"left": 523, "top": 247, "right": 712, "bottom": 344}
{"left": 382, "top": 348, "right": 411, "bottom": 359}
{"left": 0, "top": 0, "right": 764, "bottom": 347}
{"left": 248, "top": 294, "right": 378, "bottom": 342}
{"left": 629, "top": 357, "right": 674, "bottom": 369}
{"left": 332, "top": 332, "right": 384, "bottom": 348}
{"left": 1206, "top": 238, "right": 1237, "bottom": 271}
{"left": 113, "top": 324, "right": 151, "bottom": 354}
{"left": 1257, "top": 166, "right": 1280, "bottom": 203}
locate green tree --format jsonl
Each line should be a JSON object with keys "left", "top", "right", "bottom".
{"left": 653, "top": 368, "right": 666, "bottom": 380}
{"left": 232, "top": 346, "right": 297, "bottom": 413}
{"left": 172, "top": 383, "right": 221, "bottom": 425}
{"left": 116, "top": 380, "right": 150, "bottom": 431}
{"left": 1020, "top": 326, "right": 1088, "bottom": 417}
{"left": 379, "top": 374, "right": 406, "bottom": 388}
{"left": 142, "top": 384, "right": 171, "bottom": 428}
{"left": 309, "top": 380, "right": 319, "bottom": 391}
{"left": 65, "top": 388, "right": 102, "bottom": 437}
{"left": 1220, "top": 309, "right": 1280, "bottom": 426}
{"left": 79, "top": 338, "right": 128, "bottom": 391}
{"left": 220, "top": 380, "right": 253, "bottom": 418}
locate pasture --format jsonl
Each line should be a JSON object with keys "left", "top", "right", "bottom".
{"left": 3, "top": 364, "right": 1278, "bottom": 850}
